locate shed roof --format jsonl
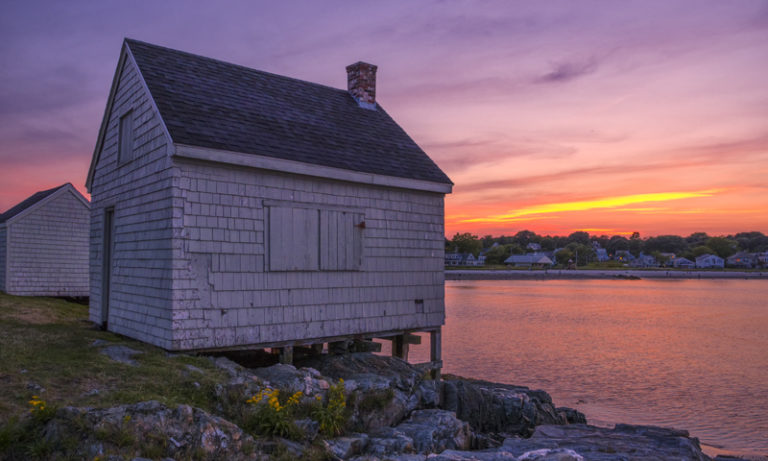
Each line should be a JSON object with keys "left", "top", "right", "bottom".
{"left": 123, "top": 39, "right": 452, "bottom": 186}
{"left": 0, "top": 184, "right": 69, "bottom": 223}
{"left": 504, "top": 254, "right": 554, "bottom": 265}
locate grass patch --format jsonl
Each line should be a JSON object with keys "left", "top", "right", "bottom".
{"left": 0, "top": 292, "right": 228, "bottom": 425}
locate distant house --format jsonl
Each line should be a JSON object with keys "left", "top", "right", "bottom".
{"left": 630, "top": 253, "right": 658, "bottom": 268}
{"left": 595, "top": 248, "right": 609, "bottom": 262}
{"left": 504, "top": 253, "right": 554, "bottom": 268}
{"left": 695, "top": 254, "right": 725, "bottom": 269}
{"left": 614, "top": 250, "right": 635, "bottom": 262}
{"left": 671, "top": 257, "right": 695, "bottom": 269}
{"left": 526, "top": 242, "right": 542, "bottom": 252}
{"left": 756, "top": 252, "right": 768, "bottom": 267}
{"left": 444, "top": 251, "right": 484, "bottom": 266}
{"left": 658, "top": 253, "right": 676, "bottom": 266}
{"left": 86, "top": 39, "right": 452, "bottom": 362}
{"left": 726, "top": 252, "right": 756, "bottom": 269}
{"left": 0, "top": 183, "right": 90, "bottom": 296}
{"left": 445, "top": 251, "right": 464, "bottom": 266}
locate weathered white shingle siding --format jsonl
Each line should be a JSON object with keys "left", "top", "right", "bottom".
{"left": 89, "top": 54, "right": 176, "bottom": 349}
{"left": 3, "top": 192, "right": 89, "bottom": 296}
{"left": 0, "top": 226, "right": 6, "bottom": 292}
{"left": 170, "top": 160, "right": 445, "bottom": 350}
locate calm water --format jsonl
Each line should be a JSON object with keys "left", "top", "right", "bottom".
{"left": 415, "top": 279, "right": 768, "bottom": 455}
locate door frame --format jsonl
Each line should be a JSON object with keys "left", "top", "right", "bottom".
{"left": 101, "top": 207, "right": 114, "bottom": 329}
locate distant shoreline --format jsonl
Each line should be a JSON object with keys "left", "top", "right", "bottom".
{"left": 445, "top": 269, "right": 768, "bottom": 280}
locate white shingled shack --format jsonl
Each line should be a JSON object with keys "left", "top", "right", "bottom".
{"left": 86, "top": 39, "right": 452, "bottom": 370}
{"left": 0, "top": 183, "right": 90, "bottom": 297}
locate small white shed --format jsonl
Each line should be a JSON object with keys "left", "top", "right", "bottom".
{"left": 86, "top": 39, "right": 452, "bottom": 367}
{"left": 0, "top": 183, "right": 90, "bottom": 297}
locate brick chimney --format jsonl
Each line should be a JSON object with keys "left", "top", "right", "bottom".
{"left": 346, "top": 61, "right": 377, "bottom": 109}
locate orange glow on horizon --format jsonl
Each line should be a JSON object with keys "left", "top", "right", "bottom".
{"left": 460, "top": 190, "right": 723, "bottom": 224}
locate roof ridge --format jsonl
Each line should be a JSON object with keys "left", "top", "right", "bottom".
{"left": 123, "top": 38, "right": 352, "bottom": 97}
{"left": 0, "top": 183, "right": 71, "bottom": 223}
{"left": 117, "top": 39, "right": 452, "bottom": 186}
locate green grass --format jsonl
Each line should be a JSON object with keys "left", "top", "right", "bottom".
{"left": 0, "top": 292, "right": 228, "bottom": 424}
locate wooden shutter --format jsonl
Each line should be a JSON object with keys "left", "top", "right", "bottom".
{"left": 268, "top": 206, "right": 319, "bottom": 271}
{"left": 320, "top": 210, "right": 363, "bottom": 271}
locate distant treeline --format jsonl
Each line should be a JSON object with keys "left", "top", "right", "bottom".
{"left": 446, "top": 230, "right": 768, "bottom": 266}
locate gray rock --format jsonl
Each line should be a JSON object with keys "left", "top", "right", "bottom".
{"left": 556, "top": 408, "right": 587, "bottom": 425}
{"left": 185, "top": 364, "right": 204, "bottom": 374}
{"left": 299, "top": 353, "right": 438, "bottom": 431}
{"left": 328, "top": 433, "right": 370, "bottom": 459}
{"left": 301, "top": 353, "right": 425, "bottom": 392}
{"left": 249, "top": 363, "right": 330, "bottom": 396}
{"left": 516, "top": 448, "right": 585, "bottom": 460}
{"left": 394, "top": 409, "right": 473, "bottom": 453}
{"left": 366, "top": 427, "right": 416, "bottom": 456}
{"left": 427, "top": 450, "right": 518, "bottom": 460}
{"left": 442, "top": 378, "right": 583, "bottom": 437}
{"left": 363, "top": 455, "right": 426, "bottom": 461}
{"left": 41, "top": 401, "right": 269, "bottom": 460}
{"left": 501, "top": 424, "right": 710, "bottom": 460}
{"left": 418, "top": 379, "right": 441, "bottom": 408}
{"left": 26, "top": 381, "right": 46, "bottom": 393}
{"left": 212, "top": 356, "right": 247, "bottom": 378}
{"left": 99, "top": 345, "right": 142, "bottom": 366}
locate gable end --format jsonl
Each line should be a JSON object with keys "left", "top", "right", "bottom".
{"left": 85, "top": 40, "right": 174, "bottom": 192}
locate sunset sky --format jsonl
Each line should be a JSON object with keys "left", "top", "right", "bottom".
{"left": 1, "top": 1, "right": 766, "bottom": 237}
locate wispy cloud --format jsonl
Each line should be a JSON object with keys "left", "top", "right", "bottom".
{"left": 535, "top": 58, "right": 598, "bottom": 84}
{"left": 424, "top": 136, "right": 578, "bottom": 170}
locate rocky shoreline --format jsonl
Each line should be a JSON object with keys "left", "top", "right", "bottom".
{"left": 18, "top": 351, "right": 754, "bottom": 460}
{"left": 446, "top": 269, "right": 768, "bottom": 280}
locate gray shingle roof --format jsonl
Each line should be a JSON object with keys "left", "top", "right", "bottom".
{"left": 0, "top": 184, "right": 68, "bottom": 223}
{"left": 125, "top": 39, "right": 452, "bottom": 185}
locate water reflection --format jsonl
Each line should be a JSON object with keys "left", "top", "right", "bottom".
{"left": 441, "top": 279, "right": 768, "bottom": 455}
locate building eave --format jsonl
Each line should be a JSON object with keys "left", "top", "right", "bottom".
{"left": 173, "top": 144, "right": 453, "bottom": 194}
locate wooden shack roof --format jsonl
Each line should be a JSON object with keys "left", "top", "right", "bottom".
{"left": 0, "top": 184, "right": 70, "bottom": 224}
{"left": 90, "top": 39, "right": 452, "bottom": 189}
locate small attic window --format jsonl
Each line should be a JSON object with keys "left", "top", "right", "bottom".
{"left": 118, "top": 110, "right": 134, "bottom": 164}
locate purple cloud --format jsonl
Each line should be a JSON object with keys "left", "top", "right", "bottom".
{"left": 535, "top": 58, "right": 598, "bottom": 84}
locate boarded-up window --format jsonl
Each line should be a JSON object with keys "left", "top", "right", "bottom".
{"left": 118, "top": 110, "right": 134, "bottom": 164}
{"left": 268, "top": 207, "right": 319, "bottom": 271}
{"left": 268, "top": 205, "right": 363, "bottom": 272}
{"left": 320, "top": 210, "right": 363, "bottom": 271}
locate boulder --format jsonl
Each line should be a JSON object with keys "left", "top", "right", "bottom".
{"left": 327, "top": 433, "right": 370, "bottom": 459}
{"left": 248, "top": 363, "right": 330, "bottom": 396}
{"left": 442, "top": 378, "right": 584, "bottom": 437}
{"left": 501, "top": 424, "right": 711, "bottom": 460}
{"left": 427, "top": 450, "right": 519, "bottom": 460}
{"left": 394, "top": 409, "right": 473, "bottom": 453}
{"left": 42, "top": 401, "right": 268, "bottom": 460}
{"left": 300, "top": 353, "right": 439, "bottom": 431}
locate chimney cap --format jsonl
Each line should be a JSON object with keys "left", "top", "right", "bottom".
{"left": 347, "top": 61, "right": 378, "bottom": 109}
{"left": 346, "top": 61, "right": 378, "bottom": 72}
